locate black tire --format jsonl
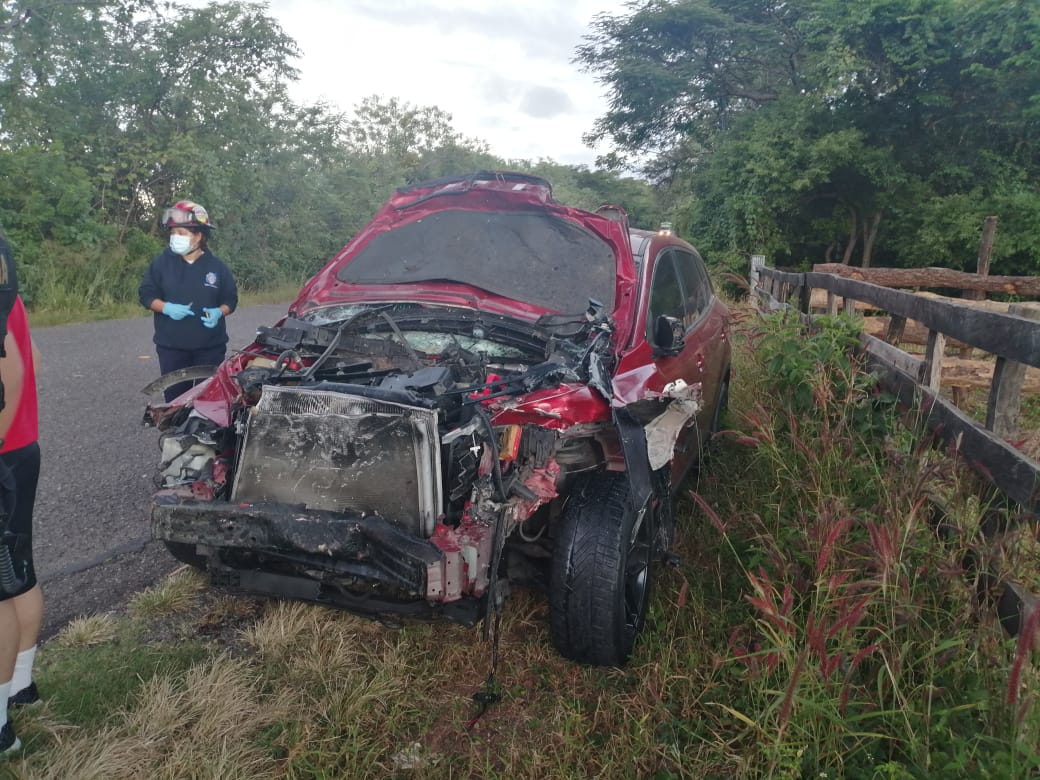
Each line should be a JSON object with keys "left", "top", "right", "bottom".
{"left": 549, "top": 472, "right": 655, "bottom": 666}
{"left": 163, "top": 540, "right": 207, "bottom": 570}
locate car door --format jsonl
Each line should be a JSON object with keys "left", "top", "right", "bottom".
{"left": 644, "top": 247, "right": 708, "bottom": 484}
{"left": 672, "top": 248, "right": 728, "bottom": 457}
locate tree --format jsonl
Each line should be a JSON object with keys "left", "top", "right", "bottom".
{"left": 0, "top": 1, "right": 668, "bottom": 312}
{"left": 579, "top": 0, "right": 1040, "bottom": 273}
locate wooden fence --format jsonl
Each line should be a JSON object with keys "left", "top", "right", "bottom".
{"left": 749, "top": 256, "right": 1040, "bottom": 634}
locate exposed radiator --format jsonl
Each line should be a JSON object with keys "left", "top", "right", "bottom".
{"left": 231, "top": 386, "right": 443, "bottom": 537}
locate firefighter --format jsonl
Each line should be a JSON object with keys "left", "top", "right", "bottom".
{"left": 139, "top": 200, "right": 239, "bottom": 402}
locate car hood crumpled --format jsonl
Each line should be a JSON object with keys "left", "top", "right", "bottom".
{"left": 289, "top": 172, "right": 638, "bottom": 329}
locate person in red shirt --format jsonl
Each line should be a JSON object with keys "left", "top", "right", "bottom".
{"left": 0, "top": 237, "right": 40, "bottom": 757}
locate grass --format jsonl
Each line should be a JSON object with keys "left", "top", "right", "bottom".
{"left": 25, "top": 283, "right": 303, "bottom": 328}
{"left": 2, "top": 305, "right": 1039, "bottom": 779}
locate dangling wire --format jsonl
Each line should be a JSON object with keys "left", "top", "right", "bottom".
{"left": 466, "top": 511, "right": 508, "bottom": 730}
{"left": 465, "top": 606, "right": 502, "bottom": 731}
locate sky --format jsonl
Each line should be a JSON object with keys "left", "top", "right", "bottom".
{"left": 255, "top": 0, "right": 632, "bottom": 166}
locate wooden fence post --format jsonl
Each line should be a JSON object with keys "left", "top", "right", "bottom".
{"left": 986, "top": 303, "right": 1040, "bottom": 437}
{"left": 922, "top": 330, "right": 946, "bottom": 392}
{"left": 955, "top": 216, "right": 999, "bottom": 407}
{"left": 750, "top": 255, "right": 765, "bottom": 298}
{"left": 884, "top": 315, "right": 907, "bottom": 345}
{"left": 799, "top": 279, "right": 812, "bottom": 315}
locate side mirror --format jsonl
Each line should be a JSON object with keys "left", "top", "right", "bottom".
{"left": 653, "top": 315, "right": 685, "bottom": 357}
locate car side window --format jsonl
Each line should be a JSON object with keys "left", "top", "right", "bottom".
{"left": 674, "top": 249, "right": 713, "bottom": 327}
{"left": 646, "top": 249, "right": 684, "bottom": 343}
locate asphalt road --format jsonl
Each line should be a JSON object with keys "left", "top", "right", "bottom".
{"left": 31, "top": 303, "right": 290, "bottom": 638}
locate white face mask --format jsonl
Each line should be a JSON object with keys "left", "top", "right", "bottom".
{"left": 169, "top": 234, "right": 193, "bottom": 255}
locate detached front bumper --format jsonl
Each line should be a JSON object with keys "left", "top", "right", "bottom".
{"left": 152, "top": 499, "right": 495, "bottom": 623}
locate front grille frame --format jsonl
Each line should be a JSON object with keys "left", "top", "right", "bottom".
{"left": 231, "top": 385, "right": 443, "bottom": 537}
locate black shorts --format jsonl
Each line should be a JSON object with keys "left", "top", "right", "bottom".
{"left": 0, "top": 441, "right": 40, "bottom": 600}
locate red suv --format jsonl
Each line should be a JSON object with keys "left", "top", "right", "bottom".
{"left": 146, "top": 172, "right": 730, "bottom": 666}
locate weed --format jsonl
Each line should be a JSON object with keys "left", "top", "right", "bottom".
{"left": 128, "top": 567, "right": 206, "bottom": 619}
{"left": 53, "top": 614, "right": 119, "bottom": 649}
{"left": 688, "top": 311, "right": 1040, "bottom": 778}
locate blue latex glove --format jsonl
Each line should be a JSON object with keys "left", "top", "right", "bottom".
{"left": 202, "top": 307, "right": 224, "bottom": 329}
{"left": 162, "top": 302, "right": 194, "bottom": 320}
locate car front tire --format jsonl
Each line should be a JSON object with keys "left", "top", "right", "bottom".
{"left": 549, "top": 472, "right": 655, "bottom": 666}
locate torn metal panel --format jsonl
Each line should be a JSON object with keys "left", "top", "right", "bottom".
{"left": 428, "top": 520, "right": 497, "bottom": 599}
{"left": 642, "top": 380, "right": 704, "bottom": 471}
{"left": 612, "top": 407, "right": 653, "bottom": 519}
{"left": 152, "top": 500, "right": 441, "bottom": 596}
{"left": 509, "top": 459, "right": 561, "bottom": 520}
{"left": 141, "top": 365, "right": 218, "bottom": 396}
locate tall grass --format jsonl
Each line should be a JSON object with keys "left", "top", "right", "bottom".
{"left": 3, "top": 306, "right": 1038, "bottom": 779}
{"left": 688, "top": 310, "right": 1040, "bottom": 778}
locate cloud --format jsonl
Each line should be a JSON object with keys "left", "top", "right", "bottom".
{"left": 477, "top": 76, "right": 575, "bottom": 119}
{"left": 477, "top": 74, "right": 522, "bottom": 105}
{"left": 519, "top": 86, "right": 575, "bottom": 119}
{"left": 343, "top": 0, "right": 588, "bottom": 60}
{"left": 249, "top": 0, "right": 632, "bottom": 164}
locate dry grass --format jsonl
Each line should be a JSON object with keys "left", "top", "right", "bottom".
{"left": 127, "top": 567, "right": 206, "bottom": 620}
{"left": 53, "top": 615, "right": 119, "bottom": 649}
{"left": 20, "top": 657, "right": 290, "bottom": 780}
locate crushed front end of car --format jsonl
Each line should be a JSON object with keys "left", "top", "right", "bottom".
{"left": 144, "top": 171, "right": 723, "bottom": 665}
{"left": 146, "top": 173, "right": 636, "bottom": 628}
{"left": 147, "top": 301, "right": 618, "bottom": 625}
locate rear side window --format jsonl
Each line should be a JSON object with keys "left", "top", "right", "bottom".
{"left": 673, "top": 249, "right": 714, "bottom": 326}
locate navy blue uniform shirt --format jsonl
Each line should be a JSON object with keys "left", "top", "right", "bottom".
{"left": 139, "top": 248, "right": 239, "bottom": 350}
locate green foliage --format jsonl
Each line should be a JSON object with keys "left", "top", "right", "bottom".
{"left": 685, "top": 310, "right": 1040, "bottom": 778}
{"left": 0, "top": 2, "right": 656, "bottom": 313}
{"left": 580, "top": 0, "right": 1040, "bottom": 272}
{"left": 519, "top": 160, "right": 667, "bottom": 230}
{"left": 0, "top": 145, "right": 102, "bottom": 250}
{"left": 756, "top": 312, "right": 875, "bottom": 419}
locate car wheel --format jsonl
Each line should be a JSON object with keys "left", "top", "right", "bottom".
{"left": 550, "top": 472, "right": 655, "bottom": 666}
{"left": 163, "top": 540, "right": 207, "bottom": 570}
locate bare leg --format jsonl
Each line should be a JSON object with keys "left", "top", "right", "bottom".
{"left": 0, "top": 598, "right": 18, "bottom": 742}
{"left": 0, "top": 600, "right": 17, "bottom": 683}
{"left": 11, "top": 585, "right": 41, "bottom": 653}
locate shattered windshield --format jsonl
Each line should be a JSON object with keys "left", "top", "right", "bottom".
{"left": 295, "top": 304, "right": 541, "bottom": 359}
{"left": 335, "top": 209, "right": 617, "bottom": 314}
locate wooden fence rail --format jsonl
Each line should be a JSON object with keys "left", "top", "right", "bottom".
{"left": 749, "top": 256, "right": 1040, "bottom": 634}
{"left": 750, "top": 257, "right": 1040, "bottom": 510}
